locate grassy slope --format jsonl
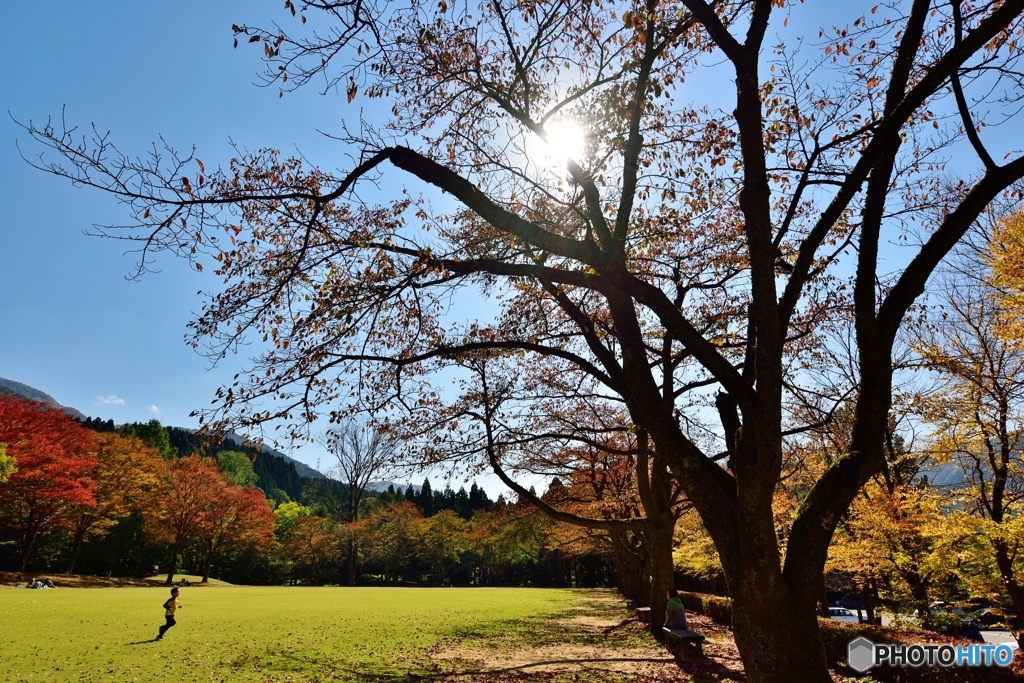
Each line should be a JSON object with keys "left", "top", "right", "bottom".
{"left": 0, "top": 586, "right": 576, "bottom": 682}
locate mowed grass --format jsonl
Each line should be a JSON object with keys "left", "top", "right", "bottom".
{"left": 0, "top": 586, "right": 578, "bottom": 683}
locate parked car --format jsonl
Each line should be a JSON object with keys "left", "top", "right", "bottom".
{"left": 833, "top": 593, "right": 865, "bottom": 610}
{"left": 974, "top": 608, "right": 1019, "bottom": 629}
{"left": 929, "top": 601, "right": 966, "bottom": 615}
{"left": 829, "top": 607, "right": 861, "bottom": 623}
{"left": 932, "top": 610, "right": 986, "bottom": 642}
{"left": 957, "top": 620, "right": 986, "bottom": 642}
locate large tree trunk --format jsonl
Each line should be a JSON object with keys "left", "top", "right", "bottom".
{"left": 993, "top": 540, "right": 1024, "bottom": 648}
{"left": 646, "top": 518, "right": 675, "bottom": 643}
{"left": 201, "top": 545, "right": 213, "bottom": 584}
{"left": 717, "top": 427, "right": 833, "bottom": 683}
{"left": 730, "top": 579, "right": 830, "bottom": 683}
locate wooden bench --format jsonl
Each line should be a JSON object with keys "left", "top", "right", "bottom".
{"left": 635, "top": 606, "right": 651, "bottom": 624}
{"left": 663, "top": 627, "right": 705, "bottom": 658}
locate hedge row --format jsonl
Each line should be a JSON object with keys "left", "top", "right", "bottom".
{"left": 676, "top": 592, "right": 1024, "bottom": 682}
{"left": 679, "top": 591, "right": 733, "bottom": 626}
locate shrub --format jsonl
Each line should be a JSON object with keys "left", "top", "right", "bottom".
{"left": 679, "top": 591, "right": 733, "bottom": 627}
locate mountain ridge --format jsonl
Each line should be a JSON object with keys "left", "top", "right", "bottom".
{"left": 0, "top": 376, "right": 85, "bottom": 418}
{"left": 0, "top": 376, "right": 319, "bottom": 478}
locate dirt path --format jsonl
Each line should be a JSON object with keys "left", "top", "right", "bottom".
{"left": 432, "top": 590, "right": 746, "bottom": 682}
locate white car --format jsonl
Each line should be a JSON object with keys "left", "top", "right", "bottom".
{"left": 829, "top": 607, "right": 861, "bottom": 623}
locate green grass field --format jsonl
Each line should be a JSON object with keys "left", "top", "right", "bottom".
{"left": 0, "top": 586, "right": 582, "bottom": 683}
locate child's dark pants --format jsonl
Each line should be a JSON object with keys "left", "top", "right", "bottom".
{"left": 158, "top": 615, "right": 176, "bottom": 637}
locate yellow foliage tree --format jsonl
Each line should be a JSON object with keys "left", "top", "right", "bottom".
{"left": 673, "top": 507, "right": 722, "bottom": 582}
{"left": 915, "top": 263, "right": 1024, "bottom": 646}
{"left": 0, "top": 443, "right": 14, "bottom": 483}
{"left": 64, "top": 433, "right": 163, "bottom": 575}
{"left": 419, "top": 509, "right": 469, "bottom": 584}
{"left": 989, "top": 209, "right": 1024, "bottom": 337}
{"left": 356, "top": 500, "right": 423, "bottom": 585}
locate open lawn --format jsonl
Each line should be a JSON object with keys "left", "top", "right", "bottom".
{"left": 0, "top": 586, "right": 706, "bottom": 683}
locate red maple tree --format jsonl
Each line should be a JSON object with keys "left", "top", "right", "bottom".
{"left": 196, "top": 483, "right": 276, "bottom": 583}
{"left": 0, "top": 396, "right": 98, "bottom": 570}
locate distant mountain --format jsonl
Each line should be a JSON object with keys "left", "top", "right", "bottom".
{"left": 222, "top": 432, "right": 323, "bottom": 479}
{"left": 0, "top": 376, "right": 85, "bottom": 418}
{"left": 920, "top": 460, "right": 965, "bottom": 488}
{"left": 367, "top": 481, "right": 421, "bottom": 493}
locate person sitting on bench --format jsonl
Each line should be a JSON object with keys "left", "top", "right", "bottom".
{"left": 664, "top": 588, "right": 689, "bottom": 630}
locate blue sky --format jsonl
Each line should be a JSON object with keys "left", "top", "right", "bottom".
{"left": 2, "top": 2, "right": 1012, "bottom": 488}
{"left": 1, "top": 1, "right": 384, "bottom": 470}
{"left": 1, "top": 1, "right": 505, "bottom": 494}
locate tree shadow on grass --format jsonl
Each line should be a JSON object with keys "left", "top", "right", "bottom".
{"left": 666, "top": 654, "right": 745, "bottom": 682}
{"left": 601, "top": 617, "right": 639, "bottom": 634}
{"left": 335, "top": 653, "right": 721, "bottom": 682}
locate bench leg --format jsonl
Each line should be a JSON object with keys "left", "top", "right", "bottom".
{"left": 668, "top": 640, "right": 704, "bottom": 660}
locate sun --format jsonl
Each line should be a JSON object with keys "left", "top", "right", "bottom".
{"left": 541, "top": 120, "right": 585, "bottom": 166}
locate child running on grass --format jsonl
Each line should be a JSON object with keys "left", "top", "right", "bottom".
{"left": 156, "top": 587, "right": 182, "bottom": 640}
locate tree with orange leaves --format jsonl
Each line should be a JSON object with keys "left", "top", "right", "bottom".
{"left": 283, "top": 514, "right": 340, "bottom": 586}
{"left": 0, "top": 396, "right": 97, "bottom": 571}
{"left": 196, "top": 484, "right": 276, "bottom": 584}
{"left": 142, "top": 454, "right": 226, "bottom": 585}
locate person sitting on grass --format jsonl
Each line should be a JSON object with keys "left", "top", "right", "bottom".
{"left": 156, "top": 587, "right": 182, "bottom": 641}
{"left": 664, "top": 588, "right": 689, "bottom": 630}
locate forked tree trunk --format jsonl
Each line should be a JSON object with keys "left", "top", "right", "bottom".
{"left": 18, "top": 514, "right": 42, "bottom": 572}
{"left": 17, "top": 537, "right": 34, "bottom": 572}
{"left": 908, "top": 576, "right": 932, "bottom": 628}
{"left": 713, "top": 430, "right": 833, "bottom": 683}
{"left": 863, "top": 580, "right": 877, "bottom": 625}
{"left": 164, "top": 545, "right": 181, "bottom": 585}
{"left": 202, "top": 547, "right": 213, "bottom": 584}
{"left": 65, "top": 528, "right": 88, "bottom": 575}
